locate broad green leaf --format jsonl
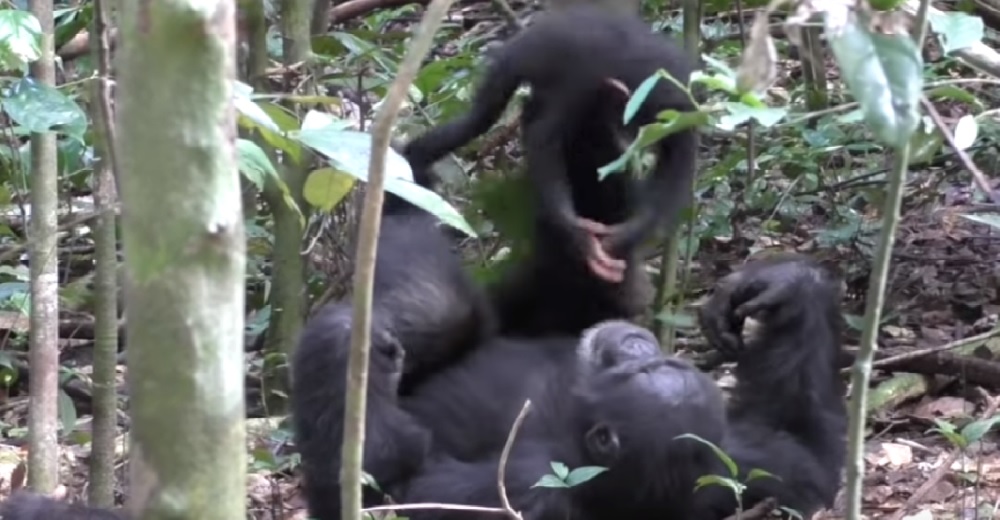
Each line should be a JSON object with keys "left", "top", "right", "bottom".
{"left": 57, "top": 387, "right": 77, "bottom": 435}
{"left": 928, "top": 12, "right": 984, "bottom": 55}
{"left": 550, "top": 461, "right": 569, "bottom": 480}
{"left": 254, "top": 102, "right": 305, "bottom": 165}
{"left": 531, "top": 474, "right": 569, "bottom": 489}
{"left": 385, "top": 177, "right": 476, "bottom": 238}
{"left": 3, "top": 78, "right": 87, "bottom": 139}
{"left": 564, "top": 466, "right": 608, "bottom": 487}
{"left": 953, "top": 115, "right": 978, "bottom": 150}
{"left": 959, "top": 212, "right": 1000, "bottom": 230}
{"left": 826, "top": 16, "right": 922, "bottom": 149}
{"left": 236, "top": 138, "right": 278, "bottom": 189}
{"left": 0, "top": 10, "right": 41, "bottom": 71}
{"left": 296, "top": 128, "right": 413, "bottom": 183}
{"left": 960, "top": 414, "right": 1000, "bottom": 445}
{"left": 717, "top": 103, "right": 788, "bottom": 131}
{"left": 623, "top": 73, "right": 661, "bottom": 125}
{"left": 693, "top": 474, "right": 742, "bottom": 494}
{"left": 303, "top": 167, "right": 356, "bottom": 212}
{"left": 302, "top": 109, "right": 353, "bottom": 132}
{"left": 234, "top": 91, "right": 280, "bottom": 133}
{"left": 675, "top": 433, "right": 738, "bottom": 478}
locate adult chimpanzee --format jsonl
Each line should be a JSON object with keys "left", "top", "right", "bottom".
{"left": 0, "top": 254, "right": 847, "bottom": 520}
{"left": 402, "top": 5, "right": 698, "bottom": 336}
{"left": 388, "top": 254, "right": 846, "bottom": 520}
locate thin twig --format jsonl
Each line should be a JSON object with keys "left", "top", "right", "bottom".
{"left": 839, "top": 326, "right": 1000, "bottom": 375}
{"left": 920, "top": 97, "right": 998, "bottom": 204}
{"left": 360, "top": 400, "right": 533, "bottom": 519}
{"left": 491, "top": 0, "right": 521, "bottom": 30}
{"left": 498, "top": 399, "right": 532, "bottom": 520}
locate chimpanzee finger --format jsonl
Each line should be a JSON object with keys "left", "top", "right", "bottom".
{"left": 588, "top": 255, "right": 625, "bottom": 283}
{"left": 588, "top": 236, "right": 626, "bottom": 282}
{"left": 576, "top": 217, "right": 613, "bottom": 237}
{"left": 733, "top": 282, "right": 793, "bottom": 322}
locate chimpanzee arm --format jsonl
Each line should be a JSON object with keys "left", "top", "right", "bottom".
{"left": 291, "top": 303, "right": 434, "bottom": 520}
{"left": 603, "top": 127, "right": 698, "bottom": 258}
{"left": 521, "top": 94, "right": 594, "bottom": 258}
{"left": 693, "top": 254, "right": 847, "bottom": 518}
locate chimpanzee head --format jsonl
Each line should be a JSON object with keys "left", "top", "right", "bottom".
{"left": 570, "top": 320, "right": 726, "bottom": 512}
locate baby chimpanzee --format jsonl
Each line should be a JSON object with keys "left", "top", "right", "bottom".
{"left": 405, "top": 5, "right": 699, "bottom": 336}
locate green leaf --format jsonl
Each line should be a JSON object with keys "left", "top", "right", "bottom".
{"left": 623, "top": 73, "right": 661, "bottom": 125}
{"left": 717, "top": 103, "right": 788, "bottom": 131}
{"left": 303, "top": 167, "right": 356, "bottom": 212}
{"left": 296, "top": 128, "right": 413, "bottom": 183}
{"left": 0, "top": 10, "right": 42, "bottom": 72}
{"left": 906, "top": 118, "right": 944, "bottom": 167}
{"left": 57, "top": 388, "right": 78, "bottom": 435}
{"left": 385, "top": 177, "right": 476, "bottom": 238}
{"left": 675, "top": 433, "right": 738, "bottom": 477}
{"left": 928, "top": 12, "right": 984, "bottom": 55}
{"left": 564, "top": 466, "right": 608, "bottom": 487}
{"left": 924, "top": 85, "right": 984, "bottom": 109}
{"left": 253, "top": 102, "right": 305, "bottom": 165}
{"left": 653, "top": 310, "right": 696, "bottom": 328}
{"left": 549, "top": 461, "right": 569, "bottom": 480}
{"left": 958, "top": 212, "right": 1000, "bottom": 230}
{"left": 689, "top": 71, "right": 736, "bottom": 94}
{"left": 236, "top": 138, "right": 278, "bottom": 189}
{"left": 598, "top": 111, "right": 708, "bottom": 180}
{"left": 531, "top": 474, "right": 570, "bottom": 489}
{"left": 745, "top": 468, "right": 779, "bottom": 483}
{"left": 693, "top": 474, "right": 743, "bottom": 494}
{"left": 3, "top": 78, "right": 88, "bottom": 139}
{"left": 952, "top": 115, "right": 978, "bottom": 150}
{"left": 826, "top": 15, "right": 923, "bottom": 149}
{"left": 960, "top": 414, "right": 1000, "bottom": 445}
{"left": 233, "top": 80, "right": 280, "bottom": 133}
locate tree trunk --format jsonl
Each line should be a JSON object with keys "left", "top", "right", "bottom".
{"left": 27, "top": 0, "right": 61, "bottom": 494}
{"left": 117, "top": 1, "right": 246, "bottom": 517}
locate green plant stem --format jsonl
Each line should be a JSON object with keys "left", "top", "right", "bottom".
{"left": 843, "top": 143, "right": 910, "bottom": 520}
{"left": 339, "top": 1, "right": 458, "bottom": 519}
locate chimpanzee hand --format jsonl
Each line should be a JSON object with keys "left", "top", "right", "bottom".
{"left": 575, "top": 217, "right": 626, "bottom": 283}
{"left": 698, "top": 253, "right": 834, "bottom": 357}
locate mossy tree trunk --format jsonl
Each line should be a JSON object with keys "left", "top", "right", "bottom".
{"left": 117, "top": 1, "right": 247, "bottom": 517}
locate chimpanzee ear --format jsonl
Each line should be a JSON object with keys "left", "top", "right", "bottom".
{"left": 584, "top": 423, "right": 621, "bottom": 466}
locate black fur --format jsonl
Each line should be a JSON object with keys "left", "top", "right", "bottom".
{"left": 290, "top": 192, "right": 496, "bottom": 520}
{"left": 403, "top": 5, "right": 698, "bottom": 336}
{"left": 0, "top": 492, "right": 125, "bottom": 520}
{"left": 386, "top": 255, "right": 846, "bottom": 519}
